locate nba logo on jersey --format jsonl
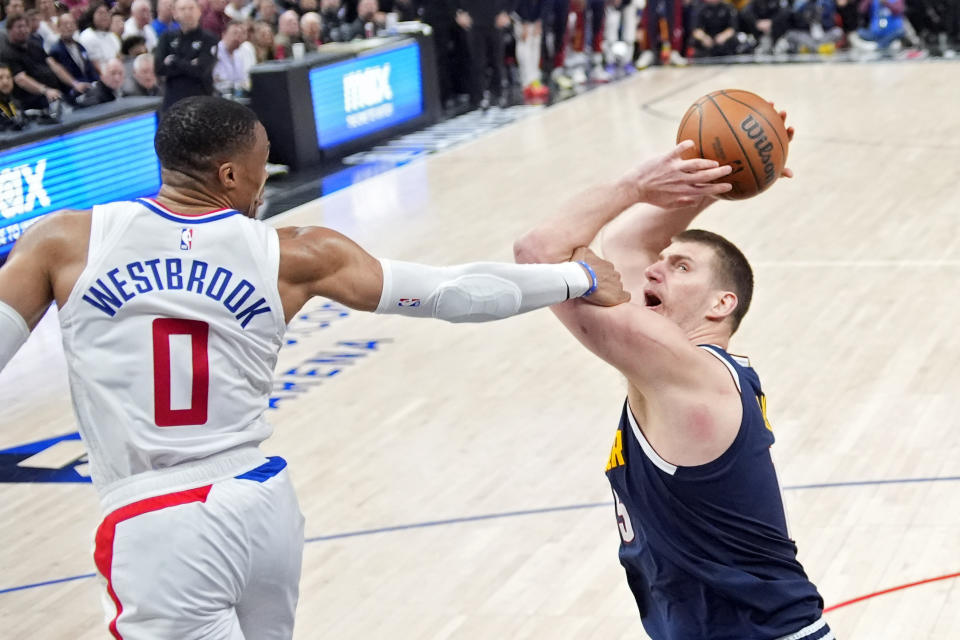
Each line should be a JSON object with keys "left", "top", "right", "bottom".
{"left": 398, "top": 298, "right": 420, "bottom": 307}
{"left": 180, "top": 228, "right": 194, "bottom": 250}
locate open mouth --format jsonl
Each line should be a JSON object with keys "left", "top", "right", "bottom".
{"left": 644, "top": 292, "right": 662, "bottom": 308}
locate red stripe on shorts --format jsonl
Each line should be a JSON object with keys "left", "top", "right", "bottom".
{"left": 93, "top": 485, "right": 213, "bottom": 639}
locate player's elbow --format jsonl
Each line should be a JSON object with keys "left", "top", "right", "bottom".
{"left": 513, "top": 233, "right": 547, "bottom": 264}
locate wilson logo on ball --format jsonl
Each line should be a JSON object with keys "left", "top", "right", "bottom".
{"left": 739, "top": 115, "right": 777, "bottom": 186}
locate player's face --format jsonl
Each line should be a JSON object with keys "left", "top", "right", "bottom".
{"left": 230, "top": 123, "right": 270, "bottom": 218}
{"left": 642, "top": 241, "right": 729, "bottom": 331}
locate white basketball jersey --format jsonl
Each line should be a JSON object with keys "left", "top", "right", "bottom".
{"left": 59, "top": 199, "right": 286, "bottom": 494}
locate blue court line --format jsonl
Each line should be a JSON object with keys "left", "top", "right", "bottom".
{"left": 3, "top": 474, "right": 960, "bottom": 596}
{"left": 304, "top": 501, "right": 606, "bottom": 543}
{"left": 0, "top": 572, "right": 97, "bottom": 595}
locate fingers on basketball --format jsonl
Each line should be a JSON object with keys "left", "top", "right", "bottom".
{"left": 677, "top": 89, "right": 790, "bottom": 200}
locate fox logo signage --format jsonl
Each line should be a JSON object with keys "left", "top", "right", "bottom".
{"left": 0, "top": 160, "right": 50, "bottom": 220}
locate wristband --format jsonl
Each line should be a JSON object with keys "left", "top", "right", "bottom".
{"left": 576, "top": 261, "right": 598, "bottom": 298}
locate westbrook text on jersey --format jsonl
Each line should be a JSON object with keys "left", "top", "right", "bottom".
{"left": 81, "top": 258, "right": 272, "bottom": 328}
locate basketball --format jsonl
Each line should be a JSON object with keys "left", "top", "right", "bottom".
{"left": 676, "top": 90, "right": 790, "bottom": 200}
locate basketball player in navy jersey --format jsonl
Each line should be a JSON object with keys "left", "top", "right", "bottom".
{"left": 0, "top": 96, "right": 675, "bottom": 639}
{"left": 515, "top": 128, "right": 832, "bottom": 639}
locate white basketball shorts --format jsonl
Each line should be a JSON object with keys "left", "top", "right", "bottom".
{"left": 93, "top": 456, "right": 305, "bottom": 639}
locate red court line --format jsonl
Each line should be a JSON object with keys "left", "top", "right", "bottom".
{"left": 824, "top": 572, "right": 960, "bottom": 613}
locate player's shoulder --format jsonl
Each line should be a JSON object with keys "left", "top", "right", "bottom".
{"left": 9, "top": 209, "right": 91, "bottom": 265}
{"left": 20, "top": 209, "right": 91, "bottom": 248}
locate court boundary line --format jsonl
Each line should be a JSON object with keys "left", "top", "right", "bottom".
{"left": 2, "top": 474, "right": 959, "bottom": 597}
{"left": 823, "top": 572, "right": 960, "bottom": 613}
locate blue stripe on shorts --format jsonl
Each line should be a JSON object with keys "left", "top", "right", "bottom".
{"left": 235, "top": 456, "right": 287, "bottom": 482}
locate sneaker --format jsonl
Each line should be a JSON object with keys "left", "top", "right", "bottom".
{"left": 668, "top": 50, "right": 688, "bottom": 66}
{"left": 756, "top": 34, "right": 773, "bottom": 55}
{"left": 635, "top": 49, "right": 655, "bottom": 69}
{"left": 551, "top": 67, "right": 574, "bottom": 90}
{"left": 530, "top": 80, "right": 550, "bottom": 98}
{"left": 848, "top": 31, "right": 878, "bottom": 51}
{"left": 590, "top": 64, "right": 612, "bottom": 82}
{"left": 571, "top": 66, "right": 588, "bottom": 85}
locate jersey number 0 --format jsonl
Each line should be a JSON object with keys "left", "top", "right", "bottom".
{"left": 152, "top": 318, "right": 210, "bottom": 427}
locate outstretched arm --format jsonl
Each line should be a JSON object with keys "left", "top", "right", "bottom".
{"left": 276, "top": 226, "right": 628, "bottom": 324}
{"left": 514, "top": 143, "right": 733, "bottom": 387}
{"left": 513, "top": 141, "right": 732, "bottom": 266}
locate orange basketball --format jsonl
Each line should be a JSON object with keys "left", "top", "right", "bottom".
{"left": 676, "top": 89, "right": 789, "bottom": 200}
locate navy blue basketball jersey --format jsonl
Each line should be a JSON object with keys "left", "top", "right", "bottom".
{"left": 604, "top": 345, "right": 828, "bottom": 640}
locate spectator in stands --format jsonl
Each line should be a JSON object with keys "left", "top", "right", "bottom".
{"left": 907, "top": 0, "right": 959, "bottom": 54}
{"left": 64, "top": 0, "right": 88, "bottom": 24}
{"left": 27, "top": 8, "right": 100, "bottom": 102}
{"left": 123, "top": 0, "right": 157, "bottom": 50}
{"left": 153, "top": 0, "right": 179, "bottom": 36}
{"left": 121, "top": 34, "right": 147, "bottom": 57}
{"left": 636, "top": 0, "right": 687, "bottom": 68}
{"left": 834, "top": 0, "right": 859, "bottom": 46}
{"left": 345, "top": 0, "right": 383, "bottom": 39}
{"left": 255, "top": 0, "right": 279, "bottom": 26}
{"left": 320, "top": 0, "right": 345, "bottom": 40}
{"left": 49, "top": 12, "right": 98, "bottom": 90}
{"left": 421, "top": 0, "right": 470, "bottom": 106}
{"left": 389, "top": 0, "right": 419, "bottom": 21}
{"left": 851, "top": 0, "right": 906, "bottom": 49}
{"left": 457, "top": 0, "right": 510, "bottom": 109}
{"left": 109, "top": 10, "right": 126, "bottom": 41}
{"left": 35, "top": 0, "right": 60, "bottom": 51}
{"left": 202, "top": 0, "right": 230, "bottom": 37}
{"left": 0, "top": 0, "right": 25, "bottom": 37}
{"left": 297, "top": 0, "right": 319, "bottom": 16}
{"left": 79, "top": 3, "right": 120, "bottom": 73}
{"left": 300, "top": 10, "right": 321, "bottom": 48}
{"left": 123, "top": 50, "right": 161, "bottom": 94}
{"left": 155, "top": 0, "right": 218, "bottom": 109}
{"left": 0, "top": 15, "right": 63, "bottom": 109}
{"left": 115, "top": 0, "right": 135, "bottom": 19}
{"left": 786, "top": 0, "right": 843, "bottom": 52}
{"left": 274, "top": 8, "right": 302, "bottom": 55}
{"left": 0, "top": 62, "right": 26, "bottom": 129}
{"left": 603, "top": 0, "right": 640, "bottom": 69}
{"left": 739, "top": 0, "right": 791, "bottom": 54}
{"left": 120, "top": 33, "right": 146, "bottom": 81}
{"left": 225, "top": 0, "right": 255, "bottom": 21}
{"left": 213, "top": 19, "right": 248, "bottom": 93}
{"left": 689, "top": 0, "right": 741, "bottom": 56}
{"left": 75, "top": 55, "right": 122, "bottom": 104}
{"left": 514, "top": 0, "right": 547, "bottom": 102}
{"left": 242, "top": 18, "right": 275, "bottom": 61}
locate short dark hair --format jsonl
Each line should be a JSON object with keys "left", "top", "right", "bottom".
{"left": 673, "top": 229, "right": 754, "bottom": 333}
{"left": 121, "top": 34, "right": 146, "bottom": 55}
{"left": 154, "top": 96, "right": 261, "bottom": 176}
{"left": 5, "top": 13, "right": 26, "bottom": 27}
{"left": 0, "top": 62, "right": 11, "bottom": 74}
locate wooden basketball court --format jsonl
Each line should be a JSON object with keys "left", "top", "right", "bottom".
{"left": 1, "top": 61, "right": 959, "bottom": 639}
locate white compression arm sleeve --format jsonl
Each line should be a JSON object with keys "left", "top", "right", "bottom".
{"left": 0, "top": 300, "right": 30, "bottom": 372}
{"left": 376, "top": 259, "right": 592, "bottom": 323}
